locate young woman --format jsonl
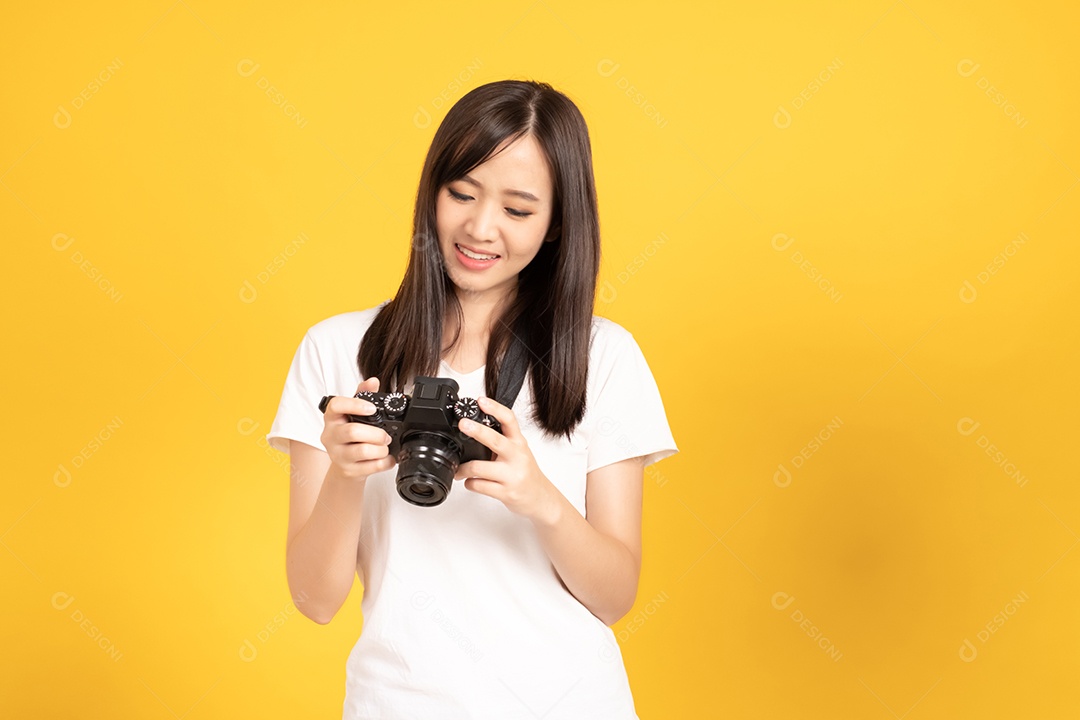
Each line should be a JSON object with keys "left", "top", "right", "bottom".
{"left": 267, "top": 79, "right": 677, "bottom": 719}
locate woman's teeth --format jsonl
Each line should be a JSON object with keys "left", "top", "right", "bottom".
{"left": 457, "top": 244, "right": 499, "bottom": 260}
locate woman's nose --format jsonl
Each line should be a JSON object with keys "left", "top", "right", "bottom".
{"left": 466, "top": 200, "right": 500, "bottom": 243}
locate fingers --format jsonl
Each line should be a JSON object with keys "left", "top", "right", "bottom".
{"left": 338, "top": 434, "right": 392, "bottom": 462}
{"left": 323, "top": 404, "right": 393, "bottom": 446}
{"left": 462, "top": 476, "right": 501, "bottom": 498}
{"left": 320, "top": 376, "right": 397, "bottom": 478}
{"left": 476, "top": 396, "right": 520, "bottom": 438}
{"left": 326, "top": 420, "right": 392, "bottom": 448}
{"left": 324, "top": 376, "right": 382, "bottom": 423}
{"left": 357, "top": 376, "right": 380, "bottom": 393}
{"left": 456, "top": 459, "right": 498, "bottom": 482}
{"left": 457, "top": 395, "right": 520, "bottom": 454}
{"left": 323, "top": 395, "right": 375, "bottom": 421}
{"left": 323, "top": 422, "right": 396, "bottom": 478}
{"left": 347, "top": 452, "right": 396, "bottom": 478}
{"left": 458, "top": 416, "right": 507, "bottom": 455}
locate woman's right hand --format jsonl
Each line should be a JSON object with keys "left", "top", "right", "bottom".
{"left": 319, "top": 376, "right": 396, "bottom": 480}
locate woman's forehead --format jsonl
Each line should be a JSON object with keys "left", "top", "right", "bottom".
{"left": 465, "top": 135, "right": 552, "bottom": 197}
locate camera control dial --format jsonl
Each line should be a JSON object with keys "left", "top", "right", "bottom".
{"left": 453, "top": 398, "right": 480, "bottom": 421}
{"left": 383, "top": 392, "right": 408, "bottom": 417}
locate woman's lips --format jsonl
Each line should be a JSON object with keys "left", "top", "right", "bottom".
{"left": 454, "top": 243, "right": 500, "bottom": 270}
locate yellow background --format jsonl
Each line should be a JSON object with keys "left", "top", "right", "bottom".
{"left": 3, "top": 1, "right": 1077, "bottom": 717}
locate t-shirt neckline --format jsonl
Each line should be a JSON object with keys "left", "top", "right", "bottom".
{"left": 439, "top": 359, "right": 485, "bottom": 378}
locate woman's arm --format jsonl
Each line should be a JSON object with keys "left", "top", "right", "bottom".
{"left": 285, "top": 378, "right": 395, "bottom": 624}
{"left": 530, "top": 457, "right": 645, "bottom": 626}
{"left": 285, "top": 442, "right": 369, "bottom": 624}
{"left": 455, "top": 396, "right": 646, "bottom": 626}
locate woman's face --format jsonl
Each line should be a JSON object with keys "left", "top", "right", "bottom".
{"left": 435, "top": 133, "right": 555, "bottom": 306}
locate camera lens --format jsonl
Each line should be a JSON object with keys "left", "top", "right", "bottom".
{"left": 395, "top": 431, "right": 462, "bottom": 507}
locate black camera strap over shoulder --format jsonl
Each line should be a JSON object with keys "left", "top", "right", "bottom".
{"left": 493, "top": 332, "right": 530, "bottom": 411}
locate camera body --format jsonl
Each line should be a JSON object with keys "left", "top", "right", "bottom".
{"left": 319, "top": 376, "right": 499, "bottom": 507}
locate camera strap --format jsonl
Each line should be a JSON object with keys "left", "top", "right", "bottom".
{"left": 493, "top": 331, "right": 530, "bottom": 411}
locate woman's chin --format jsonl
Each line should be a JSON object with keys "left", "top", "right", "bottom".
{"left": 450, "top": 276, "right": 517, "bottom": 302}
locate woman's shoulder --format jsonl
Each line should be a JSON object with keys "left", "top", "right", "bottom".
{"left": 589, "top": 314, "right": 635, "bottom": 349}
{"left": 302, "top": 300, "right": 390, "bottom": 350}
{"left": 586, "top": 315, "right": 646, "bottom": 377}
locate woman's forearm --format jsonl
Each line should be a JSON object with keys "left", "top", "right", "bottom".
{"left": 286, "top": 466, "right": 367, "bottom": 624}
{"left": 531, "top": 494, "right": 639, "bottom": 626}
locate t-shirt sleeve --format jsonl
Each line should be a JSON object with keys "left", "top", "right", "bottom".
{"left": 266, "top": 330, "right": 328, "bottom": 454}
{"left": 586, "top": 329, "right": 678, "bottom": 474}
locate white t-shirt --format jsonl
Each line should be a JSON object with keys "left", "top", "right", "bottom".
{"left": 267, "top": 303, "right": 678, "bottom": 720}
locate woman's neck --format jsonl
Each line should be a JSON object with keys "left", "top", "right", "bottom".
{"left": 442, "top": 287, "right": 514, "bottom": 368}
{"left": 451, "top": 285, "right": 514, "bottom": 336}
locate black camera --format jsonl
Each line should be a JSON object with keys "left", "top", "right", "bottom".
{"left": 318, "top": 376, "right": 500, "bottom": 507}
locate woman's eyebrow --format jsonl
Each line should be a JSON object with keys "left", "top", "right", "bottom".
{"left": 460, "top": 174, "right": 540, "bottom": 202}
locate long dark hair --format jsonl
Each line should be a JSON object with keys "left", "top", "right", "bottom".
{"left": 357, "top": 79, "right": 600, "bottom": 438}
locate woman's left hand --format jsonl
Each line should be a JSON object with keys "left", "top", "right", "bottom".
{"left": 454, "top": 396, "right": 562, "bottom": 524}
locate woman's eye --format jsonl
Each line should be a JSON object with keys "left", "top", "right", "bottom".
{"left": 448, "top": 188, "right": 532, "bottom": 219}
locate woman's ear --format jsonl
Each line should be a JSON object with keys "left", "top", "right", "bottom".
{"left": 544, "top": 221, "right": 561, "bottom": 243}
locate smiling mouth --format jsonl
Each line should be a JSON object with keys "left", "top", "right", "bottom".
{"left": 456, "top": 243, "right": 500, "bottom": 260}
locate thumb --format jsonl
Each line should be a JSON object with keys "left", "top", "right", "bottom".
{"left": 357, "top": 376, "right": 381, "bottom": 394}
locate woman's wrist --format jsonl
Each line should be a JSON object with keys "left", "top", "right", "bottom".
{"left": 324, "top": 462, "right": 370, "bottom": 489}
{"left": 530, "top": 484, "right": 568, "bottom": 529}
